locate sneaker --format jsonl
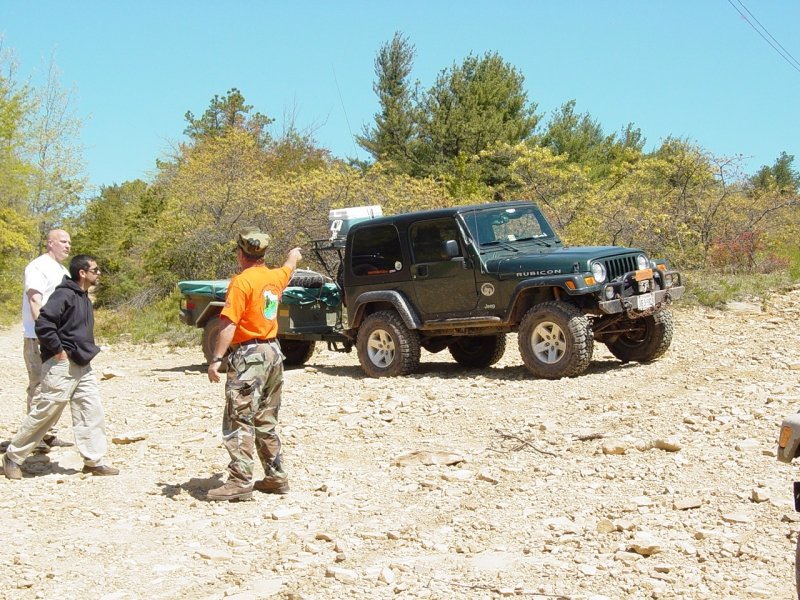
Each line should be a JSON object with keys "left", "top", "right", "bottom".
{"left": 3, "top": 454, "right": 22, "bottom": 480}
{"left": 253, "top": 476, "right": 289, "bottom": 494}
{"left": 82, "top": 464, "right": 120, "bottom": 476}
{"left": 44, "top": 436, "right": 74, "bottom": 448}
{"left": 206, "top": 481, "right": 253, "bottom": 502}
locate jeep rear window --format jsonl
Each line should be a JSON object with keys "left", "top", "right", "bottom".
{"left": 350, "top": 224, "right": 402, "bottom": 276}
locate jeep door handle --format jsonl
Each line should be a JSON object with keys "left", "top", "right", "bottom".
{"left": 413, "top": 265, "right": 429, "bottom": 278}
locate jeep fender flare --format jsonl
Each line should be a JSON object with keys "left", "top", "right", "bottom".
{"left": 507, "top": 276, "right": 592, "bottom": 322}
{"left": 348, "top": 290, "right": 422, "bottom": 331}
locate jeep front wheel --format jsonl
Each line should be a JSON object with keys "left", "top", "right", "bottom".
{"left": 357, "top": 310, "right": 421, "bottom": 377}
{"left": 448, "top": 334, "right": 506, "bottom": 368}
{"left": 518, "top": 301, "right": 593, "bottom": 379}
{"left": 605, "top": 310, "right": 673, "bottom": 363}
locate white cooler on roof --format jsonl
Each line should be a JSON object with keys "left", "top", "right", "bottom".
{"left": 328, "top": 205, "right": 382, "bottom": 245}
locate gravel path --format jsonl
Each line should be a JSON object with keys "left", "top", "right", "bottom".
{"left": 1, "top": 288, "right": 800, "bottom": 599}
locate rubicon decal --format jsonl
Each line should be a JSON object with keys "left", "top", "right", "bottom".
{"left": 517, "top": 269, "right": 562, "bottom": 277}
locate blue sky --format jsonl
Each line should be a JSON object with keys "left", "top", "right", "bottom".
{"left": 1, "top": 1, "right": 798, "bottom": 192}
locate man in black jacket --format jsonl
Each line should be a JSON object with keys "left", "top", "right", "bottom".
{"left": 2, "top": 254, "right": 119, "bottom": 480}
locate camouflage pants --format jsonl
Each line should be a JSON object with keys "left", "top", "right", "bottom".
{"left": 222, "top": 342, "right": 285, "bottom": 484}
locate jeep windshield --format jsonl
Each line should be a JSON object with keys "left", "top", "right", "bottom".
{"left": 460, "top": 205, "right": 558, "bottom": 250}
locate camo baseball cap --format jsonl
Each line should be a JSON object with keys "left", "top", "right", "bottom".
{"left": 237, "top": 227, "right": 270, "bottom": 258}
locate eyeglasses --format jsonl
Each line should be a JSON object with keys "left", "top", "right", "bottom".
{"left": 87, "top": 267, "right": 101, "bottom": 274}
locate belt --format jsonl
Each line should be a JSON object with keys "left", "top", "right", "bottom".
{"left": 231, "top": 338, "right": 275, "bottom": 350}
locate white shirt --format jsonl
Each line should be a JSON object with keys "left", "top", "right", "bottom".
{"left": 22, "top": 254, "right": 69, "bottom": 338}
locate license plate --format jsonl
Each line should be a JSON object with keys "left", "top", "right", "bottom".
{"left": 637, "top": 292, "right": 655, "bottom": 310}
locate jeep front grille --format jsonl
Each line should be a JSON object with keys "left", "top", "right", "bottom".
{"left": 603, "top": 255, "right": 637, "bottom": 281}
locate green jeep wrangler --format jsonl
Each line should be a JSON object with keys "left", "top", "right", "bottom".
{"left": 341, "top": 200, "right": 684, "bottom": 378}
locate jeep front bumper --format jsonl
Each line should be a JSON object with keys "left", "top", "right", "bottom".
{"left": 598, "top": 286, "right": 685, "bottom": 316}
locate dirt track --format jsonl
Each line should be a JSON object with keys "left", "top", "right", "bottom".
{"left": 2, "top": 288, "right": 800, "bottom": 600}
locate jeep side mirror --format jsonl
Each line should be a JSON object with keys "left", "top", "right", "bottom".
{"left": 442, "top": 240, "right": 460, "bottom": 259}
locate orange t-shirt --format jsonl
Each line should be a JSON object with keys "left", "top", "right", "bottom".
{"left": 221, "top": 264, "right": 292, "bottom": 345}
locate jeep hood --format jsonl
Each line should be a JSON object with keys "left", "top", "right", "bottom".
{"left": 483, "top": 246, "right": 641, "bottom": 276}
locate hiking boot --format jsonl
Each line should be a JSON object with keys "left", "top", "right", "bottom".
{"left": 82, "top": 464, "right": 120, "bottom": 476}
{"left": 44, "top": 436, "right": 74, "bottom": 448}
{"left": 206, "top": 481, "right": 253, "bottom": 502}
{"left": 33, "top": 441, "right": 51, "bottom": 454}
{"left": 3, "top": 454, "right": 22, "bottom": 480}
{"left": 253, "top": 476, "right": 289, "bottom": 494}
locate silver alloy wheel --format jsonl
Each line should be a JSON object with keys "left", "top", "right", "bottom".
{"left": 366, "top": 328, "right": 395, "bottom": 367}
{"left": 531, "top": 321, "right": 566, "bottom": 364}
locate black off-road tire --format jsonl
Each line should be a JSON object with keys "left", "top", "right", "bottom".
{"left": 356, "top": 310, "right": 421, "bottom": 377}
{"left": 605, "top": 310, "right": 673, "bottom": 363}
{"left": 280, "top": 339, "right": 316, "bottom": 366}
{"left": 202, "top": 316, "right": 229, "bottom": 373}
{"left": 518, "top": 301, "right": 593, "bottom": 379}
{"left": 448, "top": 334, "right": 507, "bottom": 368}
{"left": 288, "top": 268, "right": 325, "bottom": 289}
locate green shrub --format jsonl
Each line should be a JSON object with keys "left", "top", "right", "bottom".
{"left": 681, "top": 269, "right": 797, "bottom": 308}
{"left": 94, "top": 288, "right": 199, "bottom": 347}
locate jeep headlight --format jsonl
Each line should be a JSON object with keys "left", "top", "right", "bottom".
{"left": 591, "top": 262, "right": 607, "bottom": 284}
{"left": 636, "top": 254, "right": 648, "bottom": 270}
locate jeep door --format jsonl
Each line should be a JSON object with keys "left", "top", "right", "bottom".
{"left": 409, "top": 218, "right": 479, "bottom": 317}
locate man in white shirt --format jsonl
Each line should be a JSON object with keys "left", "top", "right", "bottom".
{"left": 20, "top": 229, "right": 74, "bottom": 450}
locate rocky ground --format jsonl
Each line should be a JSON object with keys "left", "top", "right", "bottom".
{"left": 2, "top": 288, "right": 800, "bottom": 600}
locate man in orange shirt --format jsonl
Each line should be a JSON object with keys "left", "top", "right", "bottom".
{"left": 206, "top": 228, "right": 302, "bottom": 502}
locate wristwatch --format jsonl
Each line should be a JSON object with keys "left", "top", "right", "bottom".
{"left": 210, "top": 356, "right": 224, "bottom": 364}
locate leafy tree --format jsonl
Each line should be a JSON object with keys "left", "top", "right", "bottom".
{"left": 419, "top": 52, "right": 539, "bottom": 173}
{"left": 751, "top": 151, "right": 800, "bottom": 193}
{"left": 357, "top": 32, "right": 418, "bottom": 173}
{"left": 71, "top": 180, "right": 152, "bottom": 306}
{"left": 539, "top": 100, "right": 644, "bottom": 178}
{"left": 0, "top": 66, "right": 31, "bottom": 213}
{"left": 360, "top": 38, "right": 539, "bottom": 191}
{"left": 184, "top": 88, "right": 273, "bottom": 147}
{"left": 0, "top": 54, "right": 36, "bottom": 318}
{"left": 23, "top": 60, "right": 86, "bottom": 236}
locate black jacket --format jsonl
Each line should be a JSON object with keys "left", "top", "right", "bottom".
{"left": 35, "top": 278, "right": 100, "bottom": 366}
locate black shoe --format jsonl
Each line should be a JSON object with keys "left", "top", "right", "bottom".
{"left": 33, "top": 441, "right": 51, "bottom": 454}
{"left": 43, "top": 436, "right": 74, "bottom": 448}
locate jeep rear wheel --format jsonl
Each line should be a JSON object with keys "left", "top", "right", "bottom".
{"left": 357, "top": 310, "right": 420, "bottom": 377}
{"left": 280, "top": 339, "right": 316, "bottom": 366}
{"left": 202, "top": 316, "right": 229, "bottom": 372}
{"left": 448, "top": 334, "right": 506, "bottom": 368}
{"left": 605, "top": 310, "right": 673, "bottom": 363}
{"left": 518, "top": 301, "right": 593, "bottom": 379}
